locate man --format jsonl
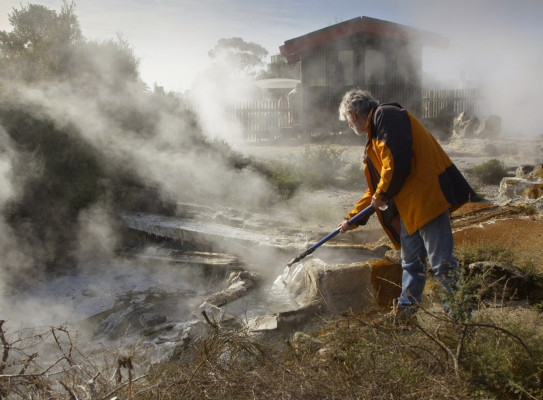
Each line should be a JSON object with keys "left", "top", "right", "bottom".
{"left": 338, "top": 89, "right": 475, "bottom": 320}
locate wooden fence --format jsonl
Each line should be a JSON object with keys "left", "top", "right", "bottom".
{"left": 226, "top": 101, "right": 291, "bottom": 141}
{"left": 227, "top": 88, "right": 485, "bottom": 141}
{"left": 422, "top": 88, "right": 485, "bottom": 120}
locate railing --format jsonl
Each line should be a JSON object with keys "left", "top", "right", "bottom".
{"left": 226, "top": 101, "right": 292, "bottom": 141}
{"left": 226, "top": 88, "right": 486, "bottom": 141}
{"left": 422, "top": 88, "right": 485, "bottom": 120}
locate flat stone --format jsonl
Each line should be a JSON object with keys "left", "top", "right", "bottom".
{"left": 195, "top": 302, "right": 235, "bottom": 325}
{"left": 246, "top": 315, "right": 278, "bottom": 331}
{"left": 204, "top": 271, "right": 258, "bottom": 307}
{"left": 245, "top": 302, "right": 321, "bottom": 332}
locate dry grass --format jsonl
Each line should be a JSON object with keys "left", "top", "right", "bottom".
{"left": 136, "top": 305, "right": 542, "bottom": 400}
{"left": 0, "top": 321, "right": 143, "bottom": 399}
{"left": 1, "top": 296, "right": 542, "bottom": 399}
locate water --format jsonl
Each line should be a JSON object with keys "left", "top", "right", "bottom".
{"left": 221, "top": 274, "right": 300, "bottom": 319}
{"left": 272, "top": 262, "right": 305, "bottom": 292}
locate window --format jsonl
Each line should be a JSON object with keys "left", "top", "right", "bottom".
{"left": 365, "top": 49, "right": 385, "bottom": 84}
{"left": 307, "top": 53, "right": 326, "bottom": 86}
{"left": 338, "top": 50, "right": 354, "bottom": 86}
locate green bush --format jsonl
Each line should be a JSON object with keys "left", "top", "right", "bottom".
{"left": 462, "top": 311, "right": 543, "bottom": 399}
{"left": 246, "top": 145, "right": 347, "bottom": 199}
{"left": 469, "top": 158, "right": 509, "bottom": 185}
{"left": 296, "top": 145, "right": 344, "bottom": 189}
{"left": 342, "top": 162, "right": 366, "bottom": 189}
{"left": 265, "top": 161, "right": 301, "bottom": 199}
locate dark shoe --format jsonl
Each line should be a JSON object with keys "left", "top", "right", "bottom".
{"left": 442, "top": 301, "right": 472, "bottom": 322}
{"left": 445, "top": 307, "right": 473, "bottom": 322}
{"left": 373, "top": 300, "right": 417, "bottom": 327}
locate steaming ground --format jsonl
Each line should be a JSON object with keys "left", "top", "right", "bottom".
{"left": 0, "top": 77, "right": 281, "bottom": 332}
{"left": 11, "top": 258, "right": 206, "bottom": 329}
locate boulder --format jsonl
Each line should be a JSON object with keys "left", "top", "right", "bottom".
{"left": 288, "top": 258, "right": 401, "bottom": 313}
{"left": 499, "top": 177, "right": 543, "bottom": 202}
{"left": 203, "top": 270, "right": 258, "bottom": 307}
{"left": 532, "top": 164, "right": 543, "bottom": 180}
{"left": 515, "top": 165, "right": 534, "bottom": 179}
{"left": 453, "top": 112, "right": 479, "bottom": 138}
{"left": 476, "top": 115, "right": 501, "bottom": 138}
{"left": 453, "top": 113, "right": 502, "bottom": 138}
{"left": 431, "top": 107, "right": 456, "bottom": 141}
{"left": 245, "top": 302, "right": 321, "bottom": 332}
{"left": 246, "top": 258, "right": 402, "bottom": 333}
{"left": 385, "top": 249, "right": 401, "bottom": 264}
{"left": 514, "top": 164, "right": 543, "bottom": 181}
{"left": 467, "top": 261, "right": 529, "bottom": 302}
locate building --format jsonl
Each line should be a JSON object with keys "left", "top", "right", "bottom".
{"left": 253, "top": 78, "right": 301, "bottom": 101}
{"left": 279, "top": 16, "right": 449, "bottom": 133}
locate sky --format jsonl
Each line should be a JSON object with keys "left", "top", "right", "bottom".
{"left": 0, "top": 0, "right": 541, "bottom": 92}
{"left": 1, "top": 0, "right": 543, "bottom": 135}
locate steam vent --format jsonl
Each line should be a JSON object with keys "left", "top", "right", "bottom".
{"left": 119, "top": 202, "right": 400, "bottom": 340}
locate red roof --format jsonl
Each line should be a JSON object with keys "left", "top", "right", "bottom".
{"left": 280, "top": 16, "right": 449, "bottom": 64}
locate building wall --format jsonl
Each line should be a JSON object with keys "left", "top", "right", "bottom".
{"left": 300, "top": 32, "right": 423, "bottom": 133}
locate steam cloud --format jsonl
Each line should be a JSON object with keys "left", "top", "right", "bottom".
{"left": 416, "top": 0, "right": 543, "bottom": 137}
{"left": 0, "top": 32, "right": 275, "bottom": 328}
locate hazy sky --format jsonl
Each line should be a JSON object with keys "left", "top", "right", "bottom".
{"left": 2, "top": 0, "right": 542, "bottom": 94}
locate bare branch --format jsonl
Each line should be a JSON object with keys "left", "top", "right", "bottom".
{"left": 59, "top": 380, "right": 80, "bottom": 400}
{"left": 414, "top": 322, "right": 460, "bottom": 378}
{"left": 52, "top": 327, "right": 75, "bottom": 366}
{"left": 464, "top": 321, "right": 532, "bottom": 356}
{"left": 0, "top": 321, "right": 9, "bottom": 374}
{"left": 97, "top": 374, "right": 146, "bottom": 400}
{"left": 18, "top": 352, "right": 38, "bottom": 375}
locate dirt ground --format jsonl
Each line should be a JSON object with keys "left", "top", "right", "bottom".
{"left": 238, "top": 135, "right": 543, "bottom": 272}
{"left": 452, "top": 203, "right": 543, "bottom": 270}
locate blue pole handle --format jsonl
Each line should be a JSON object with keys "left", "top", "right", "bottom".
{"left": 308, "top": 204, "right": 375, "bottom": 251}
{"left": 285, "top": 205, "right": 376, "bottom": 267}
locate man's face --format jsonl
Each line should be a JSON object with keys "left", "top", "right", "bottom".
{"left": 347, "top": 111, "right": 367, "bottom": 136}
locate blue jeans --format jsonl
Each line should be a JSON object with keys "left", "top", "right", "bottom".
{"left": 398, "top": 210, "right": 459, "bottom": 310}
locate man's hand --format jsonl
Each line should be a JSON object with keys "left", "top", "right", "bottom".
{"left": 339, "top": 219, "right": 356, "bottom": 233}
{"left": 371, "top": 196, "right": 388, "bottom": 211}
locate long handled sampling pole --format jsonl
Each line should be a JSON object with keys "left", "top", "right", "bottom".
{"left": 283, "top": 205, "right": 376, "bottom": 280}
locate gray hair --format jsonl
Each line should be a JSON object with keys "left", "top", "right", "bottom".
{"left": 338, "top": 89, "right": 379, "bottom": 121}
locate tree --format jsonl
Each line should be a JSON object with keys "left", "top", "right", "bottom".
{"left": 259, "top": 55, "right": 300, "bottom": 80}
{"left": 0, "top": 1, "right": 82, "bottom": 81}
{"left": 208, "top": 37, "right": 268, "bottom": 78}
{"left": 0, "top": 2, "right": 141, "bottom": 88}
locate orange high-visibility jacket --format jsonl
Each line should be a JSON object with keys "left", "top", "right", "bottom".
{"left": 346, "top": 103, "right": 475, "bottom": 249}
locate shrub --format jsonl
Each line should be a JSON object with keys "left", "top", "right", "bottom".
{"left": 250, "top": 159, "right": 301, "bottom": 199}
{"left": 265, "top": 161, "right": 302, "bottom": 199}
{"left": 469, "top": 158, "right": 509, "bottom": 185}
{"left": 342, "top": 162, "right": 366, "bottom": 189}
{"left": 296, "top": 145, "right": 344, "bottom": 189}
{"left": 248, "top": 145, "right": 346, "bottom": 198}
